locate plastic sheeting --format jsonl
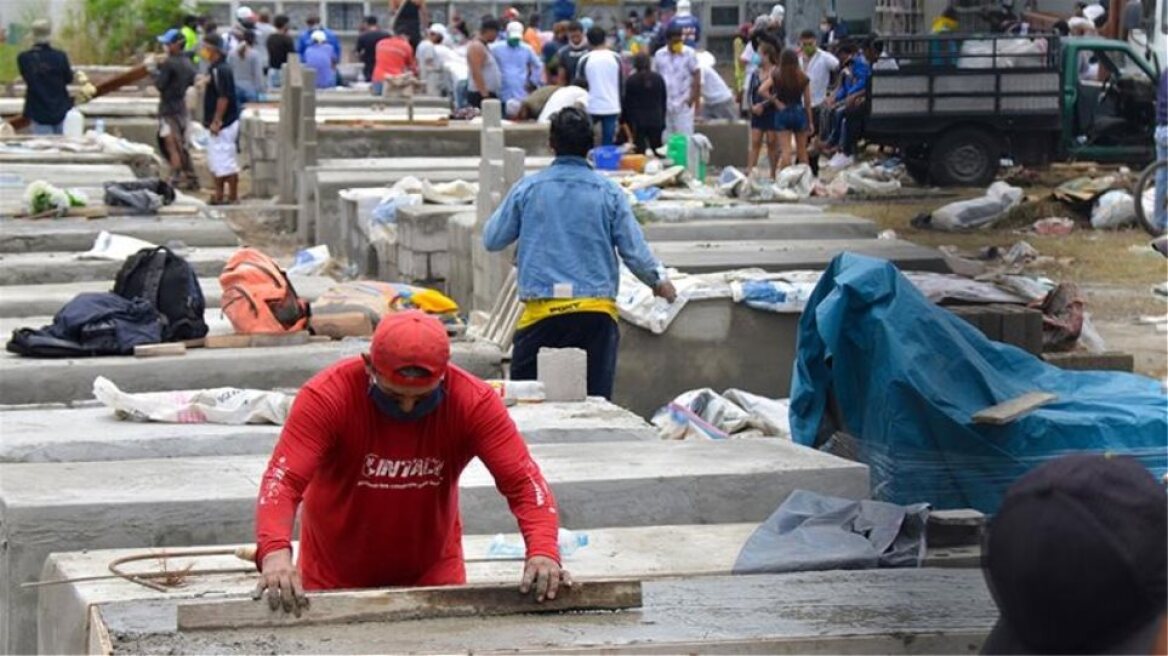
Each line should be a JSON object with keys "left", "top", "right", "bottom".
{"left": 93, "top": 376, "right": 293, "bottom": 424}
{"left": 732, "top": 489, "right": 929, "bottom": 575}
{"left": 790, "top": 253, "right": 1167, "bottom": 513}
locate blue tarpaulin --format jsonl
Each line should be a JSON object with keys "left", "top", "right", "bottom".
{"left": 790, "top": 253, "right": 1167, "bottom": 513}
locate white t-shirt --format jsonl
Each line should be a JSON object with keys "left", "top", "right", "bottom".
{"left": 700, "top": 64, "right": 734, "bottom": 105}
{"left": 577, "top": 49, "right": 622, "bottom": 116}
{"left": 538, "top": 86, "right": 590, "bottom": 122}
{"left": 800, "top": 48, "right": 839, "bottom": 107}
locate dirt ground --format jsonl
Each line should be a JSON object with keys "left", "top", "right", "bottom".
{"left": 837, "top": 188, "right": 1168, "bottom": 380}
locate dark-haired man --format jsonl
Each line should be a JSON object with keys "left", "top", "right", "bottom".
{"left": 266, "top": 15, "right": 295, "bottom": 86}
{"left": 153, "top": 29, "right": 198, "bottom": 190}
{"left": 483, "top": 107, "right": 676, "bottom": 399}
{"left": 467, "top": 17, "right": 502, "bottom": 108}
{"left": 253, "top": 310, "right": 568, "bottom": 614}
{"left": 576, "top": 26, "right": 622, "bottom": 145}
{"left": 356, "top": 16, "right": 391, "bottom": 83}
{"left": 554, "top": 21, "right": 589, "bottom": 85}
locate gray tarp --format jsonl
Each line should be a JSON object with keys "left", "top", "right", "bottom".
{"left": 732, "top": 489, "right": 930, "bottom": 575}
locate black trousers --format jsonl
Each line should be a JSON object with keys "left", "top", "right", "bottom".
{"left": 467, "top": 91, "right": 497, "bottom": 109}
{"left": 511, "top": 312, "right": 620, "bottom": 400}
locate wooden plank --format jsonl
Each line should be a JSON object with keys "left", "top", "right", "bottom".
{"left": 972, "top": 392, "right": 1056, "bottom": 425}
{"left": 203, "top": 331, "right": 311, "bottom": 349}
{"left": 133, "top": 342, "right": 187, "bottom": 358}
{"left": 86, "top": 605, "right": 113, "bottom": 656}
{"left": 203, "top": 334, "right": 253, "bottom": 349}
{"left": 176, "top": 578, "right": 643, "bottom": 631}
{"left": 309, "top": 312, "right": 372, "bottom": 339}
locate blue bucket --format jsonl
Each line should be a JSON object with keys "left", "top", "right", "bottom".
{"left": 589, "top": 146, "right": 623, "bottom": 171}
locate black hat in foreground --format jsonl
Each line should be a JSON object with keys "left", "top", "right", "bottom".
{"left": 982, "top": 454, "right": 1167, "bottom": 655}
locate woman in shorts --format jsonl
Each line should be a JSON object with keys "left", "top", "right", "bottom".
{"left": 761, "top": 48, "right": 813, "bottom": 169}
{"left": 745, "top": 42, "right": 780, "bottom": 179}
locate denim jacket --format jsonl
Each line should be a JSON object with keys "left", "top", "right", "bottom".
{"left": 483, "top": 156, "right": 666, "bottom": 300}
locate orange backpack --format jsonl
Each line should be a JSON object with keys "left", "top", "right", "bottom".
{"left": 219, "top": 248, "right": 310, "bottom": 334}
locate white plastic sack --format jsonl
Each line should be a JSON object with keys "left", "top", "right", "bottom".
{"left": 651, "top": 387, "right": 791, "bottom": 440}
{"left": 77, "top": 231, "right": 158, "bottom": 261}
{"left": 370, "top": 193, "right": 423, "bottom": 225}
{"left": 93, "top": 376, "right": 293, "bottom": 424}
{"left": 287, "top": 244, "right": 332, "bottom": 275}
{"left": 723, "top": 389, "right": 791, "bottom": 438}
{"left": 931, "top": 181, "right": 1023, "bottom": 231}
{"left": 1090, "top": 189, "right": 1137, "bottom": 229}
{"left": 422, "top": 179, "right": 477, "bottom": 205}
{"left": 958, "top": 37, "right": 1047, "bottom": 69}
{"left": 837, "top": 163, "right": 902, "bottom": 195}
{"left": 774, "top": 164, "right": 814, "bottom": 200}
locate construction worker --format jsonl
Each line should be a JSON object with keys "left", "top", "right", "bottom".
{"left": 17, "top": 20, "right": 73, "bottom": 135}
{"left": 253, "top": 310, "right": 568, "bottom": 613}
{"left": 483, "top": 107, "right": 677, "bottom": 400}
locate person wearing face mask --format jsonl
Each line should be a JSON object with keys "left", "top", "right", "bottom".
{"left": 666, "top": 0, "right": 701, "bottom": 48}
{"left": 653, "top": 23, "right": 701, "bottom": 136}
{"left": 492, "top": 21, "right": 544, "bottom": 105}
{"left": 253, "top": 310, "right": 568, "bottom": 615}
{"left": 554, "top": 21, "right": 590, "bottom": 85}
{"left": 819, "top": 13, "right": 847, "bottom": 50}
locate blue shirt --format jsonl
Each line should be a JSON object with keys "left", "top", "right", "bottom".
{"left": 304, "top": 43, "right": 337, "bottom": 88}
{"left": 483, "top": 156, "right": 666, "bottom": 300}
{"left": 836, "top": 53, "right": 870, "bottom": 102}
{"left": 296, "top": 27, "right": 341, "bottom": 61}
{"left": 491, "top": 42, "right": 543, "bottom": 103}
{"left": 17, "top": 43, "right": 73, "bottom": 125}
{"left": 669, "top": 14, "right": 702, "bottom": 48}
{"left": 552, "top": 0, "right": 576, "bottom": 22}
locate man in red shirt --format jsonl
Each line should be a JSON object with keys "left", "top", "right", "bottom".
{"left": 372, "top": 31, "right": 417, "bottom": 83}
{"left": 253, "top": 310, "right": 568, "bottom": 615}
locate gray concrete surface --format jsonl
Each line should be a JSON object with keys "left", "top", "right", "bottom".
{"left": 1, "top": 439, "right": 868, "bottom": 654}
{"left": 642, "top": 215, "right": 879, "bottom": 242}
{"left": 37, "top": 523, "right": 759, "bottom": 654}
{"left": 0, "top": 247, "right": 236, "bottom": 285}
{"left": 0, "top": 399, "right": 654, "bottom": 463}
{"left": 0, "top": 275, "right": 335, "bottom": 318}
{"left": 652, "top": 239, "right": 951, "bottom": 274}
{"left": 0, "top": 216, "right": 238, "bottom": 253}
{"left": 615, "top": 299, "right": 802, "bottom": 418}
{"left": 0, "top": 341, "right": 504, "bottom": 405}
{"left": 0, "top": 162, "right": 138, "bottom": 187}
{"left": 96, "top": 569, "right": 993, "bottom": 654}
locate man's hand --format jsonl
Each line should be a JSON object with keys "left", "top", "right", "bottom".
{"left": 654, "top": 280, "right": 678, "bottom": 303}
{"left": 519, "top": 556, "right": 573, "bottom": 602}
{"left": 210, "top": 119, "right": 222, "bottom": 136}
{"left": 253, "top": 549, "right": 309, "bottom": 616}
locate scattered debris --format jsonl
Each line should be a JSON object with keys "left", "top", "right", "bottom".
{"left": 1031, "top": 217, "right": 1075, "bottom": 236}
{"left": 287, "top": 245, "right": 332, "bottom": 276}
{"left": 1090, "top": 190, "right": 1137, "bottom": 230}
{"left": 1052, "top": 173, "right": 1126, "bottom": 205}
{"left": 1034, "top": 282, "right": 1086, "bottom": 352}
{"left": 1002, "top": 240, "right": 1039, "bottom": 267}
{"left": 93, "top": 376, "right": 294, "bottom": 424}
{"left": 877, "top": 229, "right": 898, "bottom": 240}
{"left": 652, "top": 388, "right": 791, "bottom": 440}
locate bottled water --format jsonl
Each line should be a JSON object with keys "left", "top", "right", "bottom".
{"left": 94, "top": 118, "right": 106, "bottom": 135}
{"left": 486, "top": 528, "right": 589, "bottom": 558}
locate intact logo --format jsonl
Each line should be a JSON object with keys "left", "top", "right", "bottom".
{"left": 359, "top": 454, "right": 446, "bottom": 490}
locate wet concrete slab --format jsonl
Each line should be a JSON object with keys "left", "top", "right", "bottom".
{"left": 1, "top": 439, "right": 867, "bottom": 653}
{"left": 94, "top": 569, "right": 994, "bottom": 654}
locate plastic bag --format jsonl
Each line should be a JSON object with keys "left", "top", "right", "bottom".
{"left": 1090, "top": 190, "right": 1137, "bottom": 229}
{"left": 93, "top": 376, "right": 293, "bottom": 424}
{"left": 77, "top": 231, "right": 158, "bottom": 261}
{"left": 422, "top": 179, "right": 477, "bottom": 205}
{"left": 837, "top": 163, "right": 902, "bottom": 195}
{"left": 930, "top": 181, "right": 1023, "bottom": 231}
{"left": 652, "top": 387, "right": 792, "bottom": 439}
{"left": 370, "top": 193, "right": 423, "bottom": 226}
{"left": 287, "top": 245, "right": 332, "bottom": 276}
{"left": 103, "top": 178, "right": 176, "bottom": 214}
{"left": 730, "top": 279, "right": 816, "bottom": 313}
{"left": 773, "top": 164, "right": 814, "bottom": 200}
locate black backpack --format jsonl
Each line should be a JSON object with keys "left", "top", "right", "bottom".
{"left": 113, "top": 246, "right": 209, "bottom": 342}
{"left": 6, "top": 292, "right": 163, "bottom": 357}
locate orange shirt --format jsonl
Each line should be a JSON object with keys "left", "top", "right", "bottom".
{"left": 373, "top": 36, "right": 417, "bottom": 80}
{"left": 523, "top": 27, "right": 543, "bottom": 56}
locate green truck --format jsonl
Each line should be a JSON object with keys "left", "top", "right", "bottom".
{"left": 863, "top": 34, "right": 1160, "bottom": 186}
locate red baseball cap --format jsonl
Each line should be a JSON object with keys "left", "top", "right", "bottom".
{"left": 369, "top": 310, "right": 450, "bottom": 388}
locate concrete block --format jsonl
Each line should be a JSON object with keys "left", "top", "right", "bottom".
{"left": 641, "top": 215, "right": 878, "bottom": 243}
{"left": 614, "top": 299, "right": 801, "bottom": 418}
{"left": 1, "top": 439, "right": 869, "bottom": 653}
{"left": 0, "top": 398, "right": 654, "bottom": 464}
{"left": 396, "top": 206, "right": 453, "bottom": 253}
{"left": 80, "top": 569, "right": 993, "bottom": 655}
{"left": 651, "top": 239, "right": 951, "bottom": 275}
{"left": 538, "top": 348, "right": 588, "bottom": 402}
{"left": 447, "top": 212, "right": 476, "bottom": 310}
{"left": 396, "top": 244, "right": 431, "bottom": 281}
{"left": 0, "top": 217, "right": 239, "bottom": 253}
{"left": 429, "top": 251, "right": 449, "bottom": 279}
{"left": 0, "top": 275, "right": 335, "bottom": 319}
{"left": 0, "top": 247, "right": 237, "bottom": 286}
{"left": 0, "top": 340, "right": 504, "bottom": 406}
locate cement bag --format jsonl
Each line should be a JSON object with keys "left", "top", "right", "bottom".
{"left": 730, "top": 278, "right": 816, "bottom": 313}
{"left": 931, "top": 181, "right": 1023, "bottom": 231}
{"left": 312, "top": 280, "right": 460, "bottom": 325}
{"left": 774, "top": 164, "right": 814, "bottom": 200}
{"left": 1090, "top": 190, "right": 1137, "bottom": 229}
{"left": 422, "top": 179, "right": 477, "bottom": 205}
{"left": 370, "top": 193, "right": 423, "bottom": 226}
{"left": 652, "top": 388, "right": 749, "bottom": 440}
{"left": 723, "top": 389, "right": 791, "bottom": 438}
{"left": 93, "top": 376, "right": 293, "bottom": 424}
{"left": 837, "top": 163, "right": 901, "bottom": 195}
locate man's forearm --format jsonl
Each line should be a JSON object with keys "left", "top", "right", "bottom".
{"left": 214, "top": 97, "right": 228, "bottom": 123}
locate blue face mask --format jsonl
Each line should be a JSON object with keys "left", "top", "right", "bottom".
{"left": 368, "top": 382, "right": 445, "bottom": 421}
{"left": 751, "top": 52, "right": 761, "bottom": 66}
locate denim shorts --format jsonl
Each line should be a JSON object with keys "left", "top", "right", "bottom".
{"left": 774, "top": 104, "right": 807, "bottom": 132}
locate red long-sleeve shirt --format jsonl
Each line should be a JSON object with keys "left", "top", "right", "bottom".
{"left": 255, "top": 358, "right": 560, "bottom": 589}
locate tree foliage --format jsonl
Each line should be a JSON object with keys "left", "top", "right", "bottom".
{"left": 61, "top": 0, "right": 186, "bottom": 64}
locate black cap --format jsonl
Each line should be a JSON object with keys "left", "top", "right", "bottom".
{"left": 202, "top": 32, "right": 224, "bottom": 51}
{"left": 982, "top": 454, "right": 1167, "bottom": 655}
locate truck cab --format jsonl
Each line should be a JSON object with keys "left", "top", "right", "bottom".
{"left": 863, "top": 34, "right": 1159, "bottom": 186}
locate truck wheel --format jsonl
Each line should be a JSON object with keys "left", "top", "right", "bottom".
{"left": 930, "top": 129, "right": 999, "bottom": 187}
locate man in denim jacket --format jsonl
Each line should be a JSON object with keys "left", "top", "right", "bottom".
{"left": 484, "top": 107, "right": 677, "bottom": 399}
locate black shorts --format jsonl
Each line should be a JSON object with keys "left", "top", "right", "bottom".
{"left": 466, "top": 91, "right": 497, "bottom": 109}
